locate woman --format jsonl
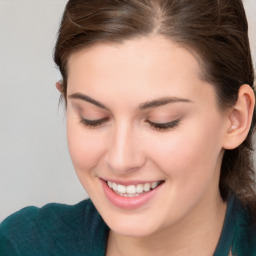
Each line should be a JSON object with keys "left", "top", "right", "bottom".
{"left": 1, "top": 0, "right": 256, "bottom": 255}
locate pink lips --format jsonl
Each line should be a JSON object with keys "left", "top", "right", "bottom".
{"left": 100, "top": 179, "right": 164, "bottom": 210}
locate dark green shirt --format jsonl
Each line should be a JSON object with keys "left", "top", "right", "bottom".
{"left": 0, "top": 196, "right": 255, "bottom": 255}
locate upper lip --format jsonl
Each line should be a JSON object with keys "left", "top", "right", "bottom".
{"left": 100, "top": 178, "right": 165, "bottom": 186}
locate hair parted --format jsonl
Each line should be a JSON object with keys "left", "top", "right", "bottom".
{"left": 54, "top": 0, "right": 256, "bottom": 213}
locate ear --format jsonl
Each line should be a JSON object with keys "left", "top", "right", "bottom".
{"left": 56, "top": 80, "right": 63, "bottom": 93}
{"left": 223, "top": 84, "right": 255, "bottom": 149}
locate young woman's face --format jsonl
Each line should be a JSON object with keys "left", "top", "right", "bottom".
{"left": 66, "top": 36, "right": 229, "bottom": 237}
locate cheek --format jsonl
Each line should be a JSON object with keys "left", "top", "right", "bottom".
{"left": 146, "top": 119, "right": 223, "bottom": 191}
{"left": 66, "top": 118, "right": 105, "bottom": 174}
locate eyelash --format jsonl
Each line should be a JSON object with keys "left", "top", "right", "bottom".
{"left": 80, "top": 117, "right": 109, "bottom": 128}
{"left": 146, "top": 119, "right": 180, "bottom": 131}
{"left": 80, "top": 117, "right": 180, "bottom": 131}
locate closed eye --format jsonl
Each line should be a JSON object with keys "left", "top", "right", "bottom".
{"left": 80, "top": 117, "right": 109, "bottom": 128}
{"left": 146, "top": 119, "right": 180, "bottom": 131}
{"left": 80, "top": 117, "right": 180, "bottom": 130}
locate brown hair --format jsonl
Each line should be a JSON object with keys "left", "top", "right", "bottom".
{"left": 54, "top": 0, "right": 256, "bottom": 213}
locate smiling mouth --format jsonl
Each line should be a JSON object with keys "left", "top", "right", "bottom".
{"left": 105, "top": 180, "right": 165, "bottom": 197}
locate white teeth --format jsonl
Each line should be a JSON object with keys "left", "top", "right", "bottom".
{"left": 117, "top": 184, "right": 126, "bottom": 194}
{"left": 144, "top": 183, "right": 150, "bottom": 192}
{"left": 107, "top": 180, "right": 162, "bottom": 197}
{"left": 112, "top": 183, "right": 118, "bottom": 191}
{"left": 126, "top": 185, "right": 136, "bottom": 194}
{"left": 107, "top": 181, "right": 113, "bottom": 188}
{"left": 136, "top": 184, "right": 144, "bottom": 193}
{"left": 151, "top": 182, "right": 158, "bottom": 189}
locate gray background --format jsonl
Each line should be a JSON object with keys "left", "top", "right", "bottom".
{"left": 0, "top": 0, "right": 255, "bottom": 221}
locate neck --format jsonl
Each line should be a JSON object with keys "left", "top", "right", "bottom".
{"left": 107, "top": 193, "right": 227, "bottom": 256}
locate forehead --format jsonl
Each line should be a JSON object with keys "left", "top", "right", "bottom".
{"left": 66, "top": 36, "right": 215, "bottom": 106}
{"left": 68, "top": 36, "right": 202, "bottom": 77}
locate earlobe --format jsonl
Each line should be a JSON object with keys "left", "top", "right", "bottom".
{"left": 56, "top": 80, "right": 63, "bottom": 93}
{"left": 223, "top": 84, "right": 255, "bottom": 150}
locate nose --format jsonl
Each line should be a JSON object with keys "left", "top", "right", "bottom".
{"left": 105, "top": 122, "right": 146, "bottom": 175}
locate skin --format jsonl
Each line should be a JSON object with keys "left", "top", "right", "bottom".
{"left": 60, "top": 36, "right": 254, "bottom": 255}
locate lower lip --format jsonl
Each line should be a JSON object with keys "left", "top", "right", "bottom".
{"left": 101, "top": 180, "right": 163, "bottom": 210}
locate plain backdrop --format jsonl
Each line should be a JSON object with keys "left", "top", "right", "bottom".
{"left": 0, "top": 0, "right": 256, "bottom": 221}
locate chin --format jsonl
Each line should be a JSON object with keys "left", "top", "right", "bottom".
{"left": 111, "top": 224, "right": 159, "bottom": 238}
{"left": 103, "top": 212, "right": 162, "bottom": 237}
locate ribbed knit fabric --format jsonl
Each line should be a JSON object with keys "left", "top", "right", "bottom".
{"left": 0, "top": 196, "right": 255, "bottom": 255}
{"left": 214, "top": 196, "right": 256, "bottom": 256}
{"left": 0, "top": 200, "right": 109, "bottom": 256}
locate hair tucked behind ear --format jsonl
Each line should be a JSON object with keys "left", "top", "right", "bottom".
{"left": 54, "top": 0, "right": 256, "bottom": 214}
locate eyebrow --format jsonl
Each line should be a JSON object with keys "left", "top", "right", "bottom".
{"left": 139, "top": 97, "right": 192, "bottom": 110}
{"left": 68, "top": 93, "right": 192, "bottom": 110}
{"left": 68, "top": 93, "right": 109, "bottom": 110}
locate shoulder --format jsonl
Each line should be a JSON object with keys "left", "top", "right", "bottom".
{"left": 0, "top": 199, "right": 108, "bottom": 256}
{"left": 230, "top": 196, "right": 256, "bottom": 255}
{"left": 214, "top": 195, "right": 256, "bottom": 255}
